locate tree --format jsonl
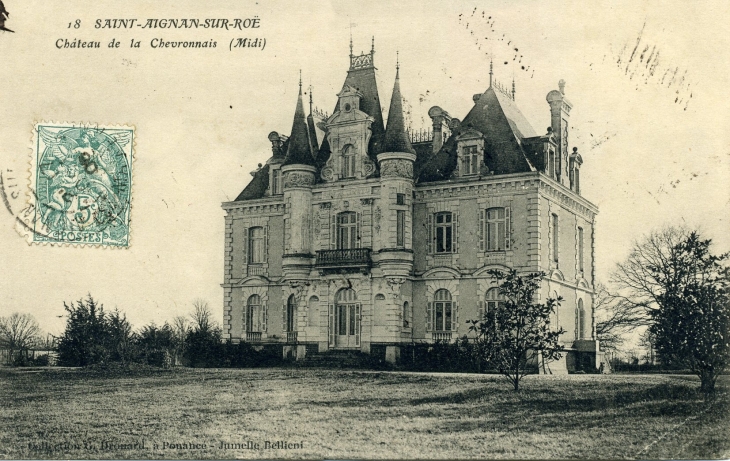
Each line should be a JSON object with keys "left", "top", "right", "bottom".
{"left": 171, "top": 316, "right": 190, "bottom": 366}
{"left": 184, "top": 300, "right": 223, "bottom": 368}
{"left": 137, "top": 323, "right": 175, "bottom": 367}
{"left": 57, "top": 296, "right": 109, "bottom": 366}
{"left": 612, "top": 226, "right": 690, "bottom": 323}
{"left": 106, "top": 308, "right": 136, "bottom": 365}
{"left": 468, "top": 270, "right": 565, "bottom": 391}
{"left": 649, "top": 232, "right": 729, "bottom": 394}
{"left": 614, "top": 227, "right": 730, "bottom": 394}
{"left": 0, "top": 313, "right": 41, "bottom": 365}
{"left": 593, "top": 283, "right": 645, "bottom": 353}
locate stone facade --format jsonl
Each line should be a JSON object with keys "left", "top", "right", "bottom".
{"left": 222, "top": 45, "right": 601, "bottom": 372}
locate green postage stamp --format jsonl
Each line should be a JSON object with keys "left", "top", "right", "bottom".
{"left": 22, "top": 123, "right": 135, "bottom": 247}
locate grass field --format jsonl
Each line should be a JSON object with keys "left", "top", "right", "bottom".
{"left": 0, "top": 367, "right": 728, "bottom": 460}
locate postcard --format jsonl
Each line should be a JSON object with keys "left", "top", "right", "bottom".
{"left": 1, "top": 0, "right": 728, "bottom": 459}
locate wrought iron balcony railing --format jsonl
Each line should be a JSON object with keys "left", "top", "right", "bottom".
{"left": 286, "top": 331, "right": 298, "bottom": 343}
{"left": 315, "top": 248, "right": 371, "bottom": 273}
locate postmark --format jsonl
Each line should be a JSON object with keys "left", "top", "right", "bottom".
{"left": 18, "top": 123, "right": 135, "bottom": 247}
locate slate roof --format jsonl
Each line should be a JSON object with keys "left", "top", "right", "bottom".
{"left": 282, "top": 86, "right": 316, "bottom": 167}
{"left": 416, "top": 86, "right": 537, "bottom": 182}
{"left": 233, "top": 71, "right": 542, "bottom": 200}
{"left": 383, "top": 68, "right": 416, "bottom": 155}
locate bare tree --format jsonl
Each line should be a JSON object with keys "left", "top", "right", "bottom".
{"left": 0, "top": 313, "right": 41, "bottom": 364}
{"left": 611, "top": 226, "right": 690, "bottom": 323}
{"left": 171, "top": 315, "right": 190, "bottom": 365}
{"left": 190, "top": 299, "right": 216, "bottom": 333}
{"left": 593, "top": 283, "right": 646, "bottom": 353}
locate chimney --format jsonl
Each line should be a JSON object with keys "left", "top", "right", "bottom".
{"left": 546, "top": 80, "right": 572, "bottom": 184}
{"left": 427, "top": 106, "right": 452, "bottom": 153}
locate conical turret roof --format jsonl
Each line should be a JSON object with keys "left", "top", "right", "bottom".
{"left": 383, "top": 65, "right": 416, "bottom": 155}
{"left": 283, "top": 82, "right": 316, "bottom": 167}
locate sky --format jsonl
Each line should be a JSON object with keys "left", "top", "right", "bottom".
{"left": 0, "top": 0, "right": 728, "bottom": 338}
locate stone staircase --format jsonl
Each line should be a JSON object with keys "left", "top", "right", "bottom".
{"left": 295, "top": 350, "right": 384, "bottom": 369}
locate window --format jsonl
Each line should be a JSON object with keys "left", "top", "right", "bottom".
{"left": 336, "top": 212, "right": 358, "bottom": 249}
{"left": 341, "top": 145, "right": 356, "bottom": 178}
{"left": 403, "top": 301, "right": 410, "bottom": 328}
{"left": 435, "top": 212, "right": 453, "bottom": 253}
{"left": 485, "top": 288, "right": 505, "bottom": 314}
{"left": 396, "top": 193, "right": 405, "bottom": 206}
{"left": 463, "top": 145, "right": 480, "bottom": 175}
{"left": 271, "top": 168, "right": 282, "bottom": 195}
{"left": 552, "top": 213, "right": 559, "bottom": 264}
{"left": 577, "top": 226, "right": 584, "bottom": 273}
{"left": 396, "top": 210, "right": 405, "bottom": 248}
{"left": 486, "top": 208, "right": 506, "bottom": 251}
{"left": 548, "top": 150, "right": 556, "bottom": 179}
{"left": 248, "top": 227, "right": 265, "bottom": 264}
{"left": 286, "top": 295, "right": 297, "bottom": 333}
{"left": 433, "top": 289, "right": 453, "bottom": 331}
{"left": 576, "top": 299, "right": 586, "bottom": 340}
{"left": 246, "top": 294, "right": 262, "bottom": 333}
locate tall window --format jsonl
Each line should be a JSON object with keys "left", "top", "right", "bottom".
{"left": 248, "top": 227, "right": 265, "bottom": 264}
{"left": 485, "top": 287, "right": 505, "bottom": 314}
{"left": 246, "top": 294, "right": 262, "bottom": 333}
{"left": 463, "top": 145, "right": 479, "bottom": 175}
{"left": 271, "top": 168, "right": 282, "bottom": 195}
{"left": 396, "top": 193, "right": 405, "bottom": 205}
{"left": 577, "top": 226, "right": 584, "bottom": 273}
{"left": 576, "top": 299, "right": 585, "bottom": 340}
{"left": 286, "top": 295, "right": 297, "bottom": 333}
{"left": 341, "top": 145, "right": 356, "bottom": 178}
{"left": 336, "top": 288, "right": 358, "bottom": 336}
{"left": 435, "top": 212, "right": 453, "bottom": 253}
{"left": 552, "top": 213, "right": 559, "bottom": 264}
{"left": 396, "top": 210, "right": 405, "bottom": 248}
{"left": 486, "top": 208, "right": 506, "bottom": 251}
{"left": 434, "top": 289, "right": 453, "bottom": 331}
{"left": 403, "top": 301, "right": 410, "bottom": 328}
{"left": 337, "top": 212, "right": 358, "bottom": 249}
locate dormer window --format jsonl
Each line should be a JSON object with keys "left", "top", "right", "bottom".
{"left": 271, "top": 168, "right": 282, "bottom": 195}
{"left": 455, "top": 130, "right": 484, "bottom": 177}
{"left": 463, "top": 145, "right": 479, "bottom": 176}
{"left": 341, "top": 145, "right": 356, "bottom": 179}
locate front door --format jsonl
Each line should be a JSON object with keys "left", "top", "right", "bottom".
{"left": 335, "top": 302, "right": 360, "bottom": 348}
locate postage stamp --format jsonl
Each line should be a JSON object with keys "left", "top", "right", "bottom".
{"left": 20, "top": 123, "right": 135, "bottom": 247}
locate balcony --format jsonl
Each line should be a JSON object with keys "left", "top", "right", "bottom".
{"left": 432, "top": 331, "right": 453, "bottom": 342}
{"left": 286, "top": 331, "right": 298, "bottom": 343}
{"left": 315, "top": 248, "right": 371, "bottom": 274}
{"left": 245, "top": 332, "right": 262, "bottom": 342}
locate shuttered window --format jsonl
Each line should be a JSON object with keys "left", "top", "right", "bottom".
{"left": 433, "top": 289, "right": 453, "bottom": 331}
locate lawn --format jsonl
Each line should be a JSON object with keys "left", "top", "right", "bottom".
{"left": 0, "top": 367, "right": 728, "bottom": 460}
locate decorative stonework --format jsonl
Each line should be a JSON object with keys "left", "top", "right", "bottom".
{"left": 321, "top": 161, "right": 334, "bottom": 182}
{"left": 380, "top": 159, "right": 413, "bottom": 179}
{"left": 283, "top": 171, "right": 315, "bottom": 188}
{"left": 360, "top": 198, "right": 375, "bottom": 206}
{"left": 362, "top": 157, "right": 376, "bottom": 178}
{"left": 374, "top": 206, "right": 382, "bottom": 234}
{"left": 385, "top": 276, "right": 406, "bottom": 300}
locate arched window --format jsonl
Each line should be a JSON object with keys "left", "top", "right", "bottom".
{"left": 246, "top": 294, "right": 262, "bottom": 333}
{"left": 576, "top": 299, "right": 586, "bottom": 340}
{"left": 341, "top": 144, "right": 356, "bottom": 178}
{"left": 248, "top": 227, "right": 265, "bottom": 264}
{"left": 433, "top": 289, "right": 453, "bottom": 332}
{"left": 485, "top": 287, "right": 505, "bottom": 313}
{"left": 337, "top": 212, "right": 358, "bottom": 249}
{"left": 286, "top": 295, "right": 297, "bottom": 333}
{"left": 307, "top": 296, "right": 319, "bottom": 327}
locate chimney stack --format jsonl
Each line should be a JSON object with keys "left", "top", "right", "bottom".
{"left": 427, "top": 106, "right": 452, "bottom": 153}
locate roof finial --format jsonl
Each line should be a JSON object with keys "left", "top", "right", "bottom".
{"left": 309, "top": 84, "right": 313, "bottom": 115}
{"left": 371, "top": 36, "right": 375, "bottom": 54}
{"left": 512, "top": 75, "right": 516, "bottom": 101}
{"left": 396, "top": 50, "right": 400, "bottom": 77}
{"left": 489, "top": 55, "right": 494, "bottom": 88}
{"left": 298, "top": 69, "right": 302, "bottom": 93}
{"left": 349, "top": 25, "right": 353, "bottom": 57}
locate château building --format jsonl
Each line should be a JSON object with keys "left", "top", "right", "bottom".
{"left": 222, "top": 41, "right": 601, "bottom": 372}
